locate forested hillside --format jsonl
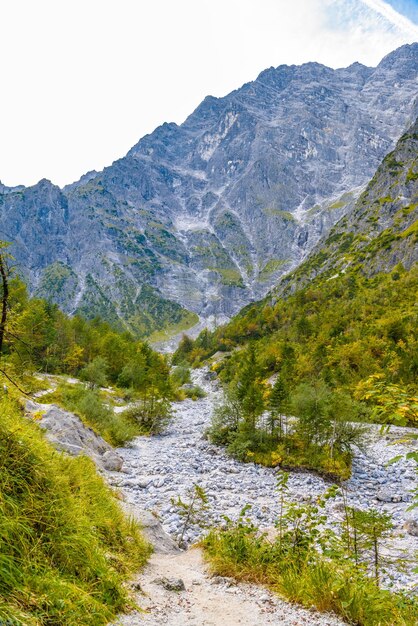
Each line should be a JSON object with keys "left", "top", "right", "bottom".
{"left": 174, "top": 117, "right": 418, "bottom": 475}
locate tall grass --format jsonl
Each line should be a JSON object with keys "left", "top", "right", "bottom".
{"left": 202, "top": 519, "right": 418, "bottom": 626}
{"left": 42, "top": 383, "right": 141, "bottom": 446}
{"left": 0, "top": 397, "right": 151, "bottom": 625}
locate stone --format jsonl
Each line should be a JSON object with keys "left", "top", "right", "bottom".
{"left": 376, "top": 489, "right": 394, "bottom": 503}
{"left": 123, "top": 507, "right": 179, "bottom": 555}
{"left": 102, "top": 450, "right": 123, "bottom": 472}
{"left": 404, "top": 519, "right": 418, "bottom": 537}
{"left": 25, "top": 401, "right": 114, "bottom": 471}
{"left": 153, "top": 577, "right": 185, "bottom": 592}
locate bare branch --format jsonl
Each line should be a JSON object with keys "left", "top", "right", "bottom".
{"left": 0, "top": 368, "right": 30, "bottom": 395}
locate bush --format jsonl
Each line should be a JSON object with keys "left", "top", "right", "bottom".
{"left": 45, "top": 383, "right": 141, "bottom": 446}
{"left": 182, "top": 385, "right": 206, "bottom": 400}
{"left": 170, "top": 365, "right": 192, "bottom": 386}
{"left": 202, "top": 493, "right": 418, "bottom": 626}
{"left": 124, "top": 396, "right": 172, "bottom": 435}
{"left": 207, "top": 382, "right": 364, "bottom": 480}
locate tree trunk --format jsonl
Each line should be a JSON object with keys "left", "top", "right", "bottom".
{"left": 0, "top": 253, "right": 9, "bottom": 356}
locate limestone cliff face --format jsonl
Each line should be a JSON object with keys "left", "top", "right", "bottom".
{"left": 275, "top": 116, "right": 418, "bottom": 297}
{"left": 0, "top": 44, "right": 417, "bottom": 334}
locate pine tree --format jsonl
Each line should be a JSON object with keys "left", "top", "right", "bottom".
{"left": 236, "top": 343, "right": 264, "bottom": 430}
{"left": 269, "top": 376, "right": 288, "bottom": 437}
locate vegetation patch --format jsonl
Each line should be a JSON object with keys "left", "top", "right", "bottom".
{"left": 206, "top": 347, "right": 366, "bottom": 480}
{"left": 203, "top": 477, "right": 418, "bottom": 626}
{"left": 208, "top": 267, "right": 245, "bottom": 287}
{"left": 0, "top": 397, "right": 151, "bottom": 626}
{"left": 176, "top": 265, "right": 418, "bottom": 433}
{"left": 259, "top": 259, "right": 288, "bottom": 281}
{"left": 263, "top": 208, "right": 296, "bottom": 222}
{"left": 147, "top": 310, "right": 199, "bottom": 343}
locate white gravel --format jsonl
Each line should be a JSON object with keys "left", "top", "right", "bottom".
{"left": 107, "top": 368, "right": 418, "bottom": 624}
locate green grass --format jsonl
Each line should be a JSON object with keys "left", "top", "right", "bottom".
{"left": 208, "top": 267, "right": 245, "bottom": 287}
{"left": 203, "top": 521, "right": 418, "bottom": 626}
{"left": 249, "top": 440, "right": 352, "bottom": 481}
{"left": 400, "top": 218, "right": 418, "bottom": 238}
{"left": 40, "top": 383, "right": 142, "bottom": 446}
{"left": 258, "top": 259, "right": 288, "bottom": 281}
{"left": 263, "top": 208, "right": 296, "bottom": 222}
{"left": 0, "top": 397, "right": 151, "bottom": 625}
{"left": 147, "top": 310, "right": 199, "bottom": 343}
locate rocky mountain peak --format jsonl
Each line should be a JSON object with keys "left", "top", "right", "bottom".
{"left": 0, "top": 44, "right": 417, "bottom": 336}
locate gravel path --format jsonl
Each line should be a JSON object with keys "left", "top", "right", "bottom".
{"left": 113, "top": 548, "right": 344, "bottom": 626}
{"left": 108, "top": 368, "right": 418, "bottom": 624}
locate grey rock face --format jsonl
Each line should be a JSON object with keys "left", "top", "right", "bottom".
{"left": 1, "top": 44, "right": 418, "bottom": 330}
{"left": 25, "top": 400, "right": 123, "bottom": 472}
{"left": 275, "top": 114, "right": 418, "bottom": 298}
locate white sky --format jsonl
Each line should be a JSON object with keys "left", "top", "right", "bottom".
{"left": 0, "top": 0, "right": 417, "bottom": 188}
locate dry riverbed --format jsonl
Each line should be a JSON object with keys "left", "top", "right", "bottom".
{"left": 106, "top": 368, "right": 417, "bottom": 625}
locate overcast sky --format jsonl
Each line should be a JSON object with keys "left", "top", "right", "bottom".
{"left": 0, "top": 0, "right": 417, "bottom": 188}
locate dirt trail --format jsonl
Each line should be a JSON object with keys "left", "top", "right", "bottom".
{"left": 113, "top": 547, "right": 343, "bottom": 626}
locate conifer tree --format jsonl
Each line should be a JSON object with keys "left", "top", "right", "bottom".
{"left": 236, "top": 343, "right": 264, "bottom": 430}
{"left": 269, "top": 376, "right": 288, "bottom": 437}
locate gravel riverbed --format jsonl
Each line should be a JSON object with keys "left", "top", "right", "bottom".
{"left": 108, "top": 368, "right": 418, "bottom": 594}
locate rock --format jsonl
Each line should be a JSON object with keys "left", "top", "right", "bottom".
{"left": 25, "top": 401, "right": 114, "bottom": 471}
{"left": 122, "top": 507, "right": 180, "bottom": 554}
{"left": 404, "top": 519, "right": 418, "bottom": 537}
{"left": 102, "top": 450, "right": 123, "bottom": 472}
{"left": 153, "top": 577, "right": 185, "bottom": 592}
{"left": 259, "top": 594, "right": 270, "bottom": 603}
{"left": 376, "top": 488, "right": 394, "bottom": 503}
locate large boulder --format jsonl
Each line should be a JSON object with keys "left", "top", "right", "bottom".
{"left": 122, "top": 505, "right": 180, "bottom": 554}
{"left": 102, "top": 450, "right": 124, "bottom": 472}
{"left": 25, "top": 400, "right": 123, "bottom": 472}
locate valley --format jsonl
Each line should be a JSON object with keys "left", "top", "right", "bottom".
{"left": 1, "top": 44, "right": 417, "bottom": 336}
{"left": 0, "top": 36, "right": 417, "bottom": 626}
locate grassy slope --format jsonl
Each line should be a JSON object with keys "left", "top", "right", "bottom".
{"left": 0, "top": 396, "right": 151, "bottom": 626}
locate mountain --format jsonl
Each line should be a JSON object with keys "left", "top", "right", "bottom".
{"left": 0, "top": 43, "right": 417, "bottom": 336}
{"left": 277, "top": 115, "right": 418, "bottom": 296}
{"left": 175, "top": 119, "right": 418, "bottom": 396}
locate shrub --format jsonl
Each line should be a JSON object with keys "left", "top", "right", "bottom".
{"left": 124, "top": 396, "right": 172, "bottom": 435}
{"left": 182, "top": 385, "right": 206, "bottom": 400}
{"left": 202, "top": 487, "right": 418, "bottom": 626}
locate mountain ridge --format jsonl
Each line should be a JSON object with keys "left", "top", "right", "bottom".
{"left": 0, "top": 43, "right": 417, "bottom": 336}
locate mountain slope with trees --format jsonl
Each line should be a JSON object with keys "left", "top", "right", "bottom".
{"left": 174, "top": 116, "right": 418, "bottom": 474}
